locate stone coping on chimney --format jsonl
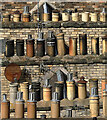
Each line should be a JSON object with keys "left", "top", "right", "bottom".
{"left": 8, "top": 98, "right": 103, "bottom": 113}
{"left": 1, "top": 21, "right": 107, "bottom": 28}
{"left": 1, "top": 118, "right": 107, "bottom": 120}
{"left": 1, "top": 54, "right": 107, "bottom": 67}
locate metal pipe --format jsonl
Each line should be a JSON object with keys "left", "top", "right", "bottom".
{"left": 5, "top": 40, "right": 14, "bottom": 57}
{"left": 102, "top": 80, "right": 107, "bottom": 98}
{"left": 43, "top": 3, "right": 50, "bottom": 22}
{"left": 13, "top": 11, "right": 21, "bottom": 22}
{"left": 66, "top": 73, "right": 75, "bottom": 100}
{"left": 15, "top": 92, "right": 24, "bottom": 118}
{"left": 103, "top": 84, "right": 107, "bottom": 117}
{"left": 31, "top": 82, "right": 41, "bottom": 101}
{"left": 56, "top": 70, "right": 67, "bottom": 99}
{"left": 43, "top": 13, "right": 50, "bottom": 21}
{"left": 52, "top": 12, "right": 59, "bottom": 22}
{"left": 33, "top": 12, "right": 39, "bottom": 22}
{"left": 77, "top": 76, "right": 87, "bottom": 99}
{"left": 100, "top": 8, "right": 106, "bottom": 22}
{"left": 82, "top": 12, "right": 89, "bottom": 22}
{"left": 20, "top": 82, "right": 29, "bottom": 108}
{"left": 69, "top": 37, "right": 77, "bottom": 56}
{"left": 55, "top": 82, "right": 64, "bottom": 100}
{"left": 9, "top": 83, "right": 18, "bottom": 109}
{"left": 27, "top": 92, "right": 37, "bottom": 118}
{"left": 72, "top": 13, "right": 79, "bottom": 22}
{"left": 43, "top": 79, "right": 52, "bottom": 101}
{"left": 90, "top": 13, "right": 98, "bottom": 22}
{"left": 90, "top": 88, "right": 99, "bottom": 118}
{"left": 62, "top": 11, "right": 70, "bottom": 22}
{"left": 66, "top": 109, "right": 72, "bottom": 117}
{"left": 47, "top": 31, "right": 55, "bottom": 57}
{"left": 56, "top": 70, "right": 64, "bottom": 82}
{"left": 56, "top": 32, "right": 65, "bottom": 56}
{"left": 79, "top": 34, "right": 87, "bottom": 55}
{"left": 51, "top": 92, "right": 60, "bottom": 118}
{"left": 22, "top": 6, "right": 30, "bottom": 22}
{"left": 16, "top": 39, "right": 24, "bottom": 56}
{"left": 37, "top": 32, "right": 45, "bottom": 57}
{"left": 100, "top": 13, "right": 107, "bottom": 22}
{"left": 89, "top": 79, "right": 98, "bottom": 96}
{"left": 26, "top": 35, "right": 34, "bottom": 57}
{"left": 91, "top": 37, "right": 99, "bottom": 55}
{"left": 2, "top": 12, "right": 10, "bottom": 22}
{"left": 47, "top": 43, "right": 55, "bottom": 53}
{"left": 40, "top": 115, "right": 46, "bottom": 119}
{"left": 1, "top": 94, "right": 10, "bottom": 119}
{"left": 102, "top": 36, "right": 107, "bottom": 55}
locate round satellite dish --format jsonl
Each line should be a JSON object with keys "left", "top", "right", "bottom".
{"left": 4, "top": 63, "right": 21, "bottom": 82}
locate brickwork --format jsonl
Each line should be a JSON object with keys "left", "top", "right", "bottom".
{"left": 0, "top": 1, "right": 107, "bottom": 119}
{"left": 0, "top": 28, "right": 106, "bottom": 55}
{"left": 1, "top": 63, "right": 106, "bottom": 100}
{"left": 1, "top": 2, "right": 107, "bottom": 14}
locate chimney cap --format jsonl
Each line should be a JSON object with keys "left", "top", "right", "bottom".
{"left": 14, "top": 10, "right": 21, "bottom": 14}
{"left": 52, "top": 92, "right": 59, "bottom": 102}
{"left": 43, "top": 78, "right": 52, "bottom": 88}
{"left": 37, "top": 32, "right": 45, "bottom": 41}
{"left": 89, "top": 79, "right": 98, "bottom": 82}
{"left": 103, "top": 84, "right": 107, "bottom": 92}
{"left": 90, "top": 87, "right": 98, "bottom": 97}
{"left": 67, "top": 72, "right": 75, "bottom": 82}
{"left": 16, "top": 92, "right": 24, "bottom": 102}
{"left": 2, "top": 94, "right": 8, "bottom": 102}
{"left": 27, "top": 92, "right": 37, "bottom": 102}
{"left": 77, "top": 76, "right": 87, "bottom": 84}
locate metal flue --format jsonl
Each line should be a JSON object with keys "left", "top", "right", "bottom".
{"left": 67, "top": 73, "right": 73, "bottom": 82}
{"left": 23, "top": 6, "right": 29, "bottom": 14}
{"left": 91, "top": 87, "right": 98, "bottom": 97}
{"left": 16, "top": 92, "right": 23, "bottom": 101}
{"left": 3, "top": 94, "right": 7, "bottom": 102}
{"left": 52, "top": 92, "right": 59, "bottom": 101}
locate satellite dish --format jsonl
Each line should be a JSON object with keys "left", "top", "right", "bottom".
{"left": 4, "top": 63, "right": 21, "bottom": 82}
